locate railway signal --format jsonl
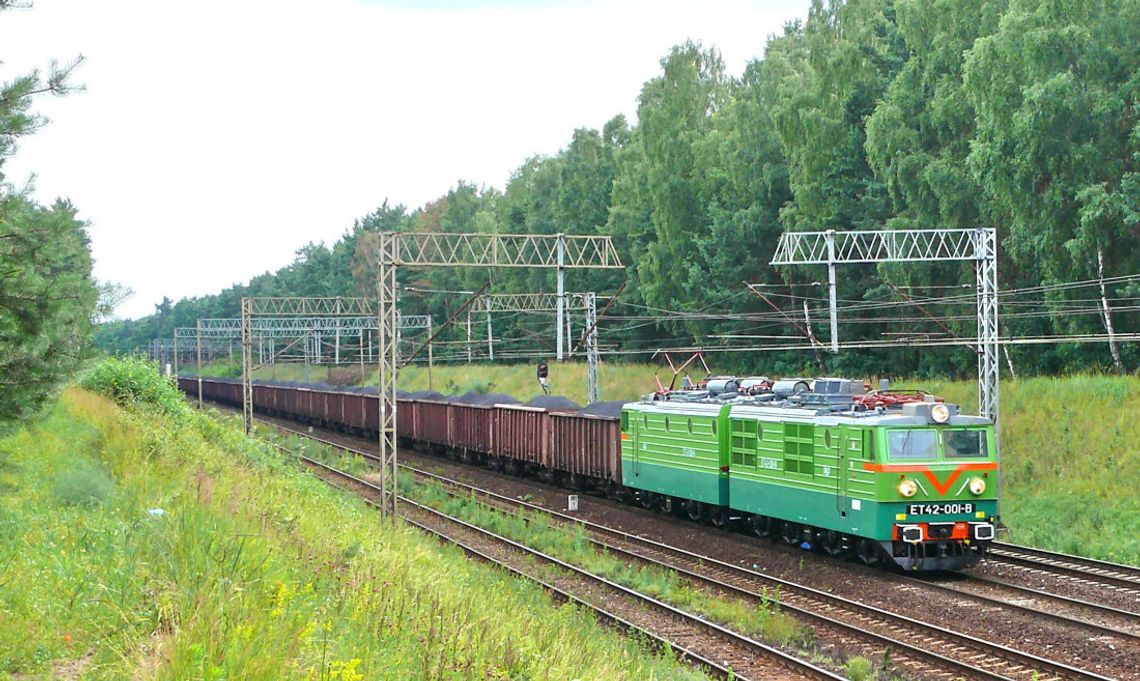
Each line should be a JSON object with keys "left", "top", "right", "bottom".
{"left": 537, "top": 360, "right": 550, "bottom": 395}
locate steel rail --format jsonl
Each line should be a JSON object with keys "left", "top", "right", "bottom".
{"left": 403, "top": 464, "right": 1115, "bottom": 681}
{"left": 295, "top": 452, "right": 840, "bottom": 681}
{"left": 257, "top": 411, "right": 1140, "bottom": 637}
{"left": 899, "top": 574, "right": 1140, "bottom": 640}
{"left": 301, "top": 460, "right": 738, "bottom": 680}
{"left": 989, "top": 542, "right": 1140, "bottom": 591}
{"left": 953, "top": 573, "right": 1140, "bottom": 627}
{"left": 262, "top": 420, "right": 1115, "bottom": 681}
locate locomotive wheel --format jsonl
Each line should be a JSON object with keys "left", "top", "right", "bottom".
{"left": 657, "top": 495, "right": 676, "bottom": 515}
{"left": 684, "top": 500, "right": 702, "bottom": 522}
{"left": 705, "top": 506, "right": 727, "bottom": 529}
{"left": 855, "top": 539, "right": 881, "bottom": 566}
{"left": 637, "top": 492, "right": 656, "bottom": 509}
{"left": 749, "top": 515, "right": 770, "bottom": 538}
{"left": 821, "top": 530, "right": 845, "bottom": 557}
{"left": 780, "top": 521, "right": 800, "bottom": 545}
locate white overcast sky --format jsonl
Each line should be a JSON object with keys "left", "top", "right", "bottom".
{"left": 1, "top": 0, "right": 809, "bottom": 319}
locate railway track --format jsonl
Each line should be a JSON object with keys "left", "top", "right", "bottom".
{"left": 263, "top": 418, "right": 1121, "bottom": 681}
{"left": 911, "top": 573, "right": 1140, "bottom": 640}
{"left": 988, "top": 542, "right": 1140, "bottom": 593}
{"left": 295, "top": 449, "right": 841, "bottom": 681}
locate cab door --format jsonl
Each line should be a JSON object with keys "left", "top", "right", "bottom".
{"left": 838, "top": 425, "right": 865, "bottom": 510}
{"left": 836, "top": 426, "right": 849, "bottom": 511}
{"left": 630, "top": 410, "right": 640, "bottom": 477}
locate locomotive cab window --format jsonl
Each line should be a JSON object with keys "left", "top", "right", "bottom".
{"left": 887, "top": 430, "right": 938, "bottom": 461}
{"left": 621, "top": 412, "right": 629, "bottom": 431}
{"left": 944, "top": 429, "right": 988, "bottom": 458}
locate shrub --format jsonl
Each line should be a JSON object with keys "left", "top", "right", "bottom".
{"left": 762, "top": 610, "right": 806, "bottom": 646}
{"left": 81, "top": 357, "right": 188, "bottom": 415}
{"left": 846, "top": 656, "right": 873, "bottom": 681}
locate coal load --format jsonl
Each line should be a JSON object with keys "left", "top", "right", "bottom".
{"left": 577, "top": 401, "right": 626, "bottom": 418}
{"left": 449, "top": 391, "right": 519, "bottom": 406}
{"left": 523, "top": 395, "right": 581, "bottom": 411}
{"left": 408, "top": 390, "right": 444, "bottom": 400}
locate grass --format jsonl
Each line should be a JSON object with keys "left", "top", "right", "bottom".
{"left": 906, "top": 375, "right": 1140, "bottom": 564}
{"left": 199, "top": 358, "right": 1140, "bottom": 564}
{"left": 0, "top": 369, "right": 709, "bottom": 678}
{"left": 406, "top": 479, "right": 809, "bottom": 647}
{"left": 282, "top": 434, "right": 815, "bottom": 659}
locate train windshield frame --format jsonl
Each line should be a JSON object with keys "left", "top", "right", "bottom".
{"left": 885, "top": 427, "right": 991, "bottom": 462}
{"left": 886, "top": 429, "right": 939, "bottom": 461}
{"left": 943, "top": 429, "right": 989, "bottom": 459}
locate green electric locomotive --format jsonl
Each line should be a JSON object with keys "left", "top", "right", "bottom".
{"left": 620, "top": 385, "right": 998, "bottom": 571}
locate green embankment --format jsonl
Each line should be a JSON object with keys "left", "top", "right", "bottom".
{"left": 0, "top": 362, "right": 706, "bottom": 680}
{"left": 215, "top": 359, "right": 1140, "bottom": 564}
{"left": 914, "top": 376, "right": 1140, "bottom": 564}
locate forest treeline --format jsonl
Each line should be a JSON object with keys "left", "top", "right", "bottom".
{"left": 96, "top": 0, "right": 1140, "bottom": 378}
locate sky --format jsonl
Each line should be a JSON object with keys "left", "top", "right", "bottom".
{"left": 0, "top": 0, "right": 811, "bottom": 320}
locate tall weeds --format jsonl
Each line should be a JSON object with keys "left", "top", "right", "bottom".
{"left": 0, "top": 360, "right": 707, "bottom": 680}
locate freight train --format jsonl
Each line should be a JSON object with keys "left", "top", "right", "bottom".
{"left": 179, "top": 376, "right": 998, "bottom": 571}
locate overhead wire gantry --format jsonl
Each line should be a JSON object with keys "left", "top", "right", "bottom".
{"left": 373, "top": 232, "right": 623, "bottom": 517}
{"left": 235, "top": 297, "right": 435, "bottom": 435}
{"left": 770, "top": 227, "right": 1000, "bottom": 506}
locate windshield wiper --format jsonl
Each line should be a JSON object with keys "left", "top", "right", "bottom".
{"left": 900, "top": 429, "right": 914, "bottom": 459}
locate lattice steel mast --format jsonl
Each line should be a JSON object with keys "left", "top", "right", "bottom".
{"left": 771, "top": 227, "right": 1000, "bottom": 442}
{"left": 377, "top": 232, "right": 622, "bottom": 518}
{"left": 585, "top": 292, "right": 600, "bottom": 404}
{"left": 179, "top": 315, "right": 430, "bottom": 338}
{"left": 474, "top": 292, "right": 599, "bottom": 393}
{"left": 236, "top": 298, "right": 432, "bottom": 436}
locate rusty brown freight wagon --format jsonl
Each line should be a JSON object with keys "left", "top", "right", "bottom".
{"left": 320, "top": 390, "right": 345, "bottom": 428}
{"left": 448, "top": 401, "right": 495, "bottom": 455}
{"left": 265, "top": 384, "right": 290, "bottom": 416}
{"left": 494, "top": 404, "right": 550, "bottom": 469}
{"left": 200, "top": 377, "right": 241, "bottom": 407}
{"left": 252, "top": 383, "right": 274, "bottom": 415}
{"left": 396, "top": 396, "right": 416, "bottom": 440}
{"left": 416, "top": 399, "right": 451, "bottom": 448}
{"left": 550, "top": 407, "right": 622, "bottom": 487}
{"left": 283, "top": 387, "right": 311, "bottom": 422}
{"left": 347, "top": 391, "right": 377, "bottom": 435}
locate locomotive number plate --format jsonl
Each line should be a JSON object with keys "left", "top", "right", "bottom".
{"left": 907, "top": 503, "right": 975, "bottom": 516}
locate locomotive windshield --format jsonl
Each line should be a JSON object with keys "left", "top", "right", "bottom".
{"left": 887, "top": 428, "right": 990, "bottom": 461}
{"left": 944, "top": 429, "right": 988, "bottom": 458}
{"left": 887, "top": 430, "right": 938, "bottom": 461}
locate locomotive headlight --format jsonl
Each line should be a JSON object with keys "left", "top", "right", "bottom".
{"left": 931, "top": 403, "right": 951, "bottom": 424}
{"left": 968, "top": 477, "right": 986, "bottom": 495}
{"left": 898, "top": 479, "right": 918, "bottom": 498}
